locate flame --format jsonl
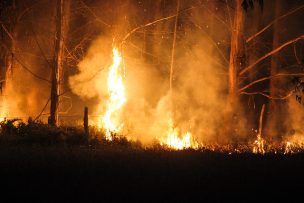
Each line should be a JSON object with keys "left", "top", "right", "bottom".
{"left": 98, "top": 47, "right": 126, "bottom": 140}
{"left": 253, "top": 134, "right": 265, "bottom": 154}
{"left": 159, "top": 119, "right": 199, "bottom": 150}
{"left": 284, "top": 141, "right": 293, "bottom": 154}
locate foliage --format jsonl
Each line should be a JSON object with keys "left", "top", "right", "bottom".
{"left": 0, "top": 118, "right": 142, "bottom": 148}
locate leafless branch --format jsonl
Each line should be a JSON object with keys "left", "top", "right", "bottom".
{"left": 79, "top": 0, "right": 111, "bottom": 27}
{"left": 294, "top": 43, "right": 302, "bottom": 65}
{"left": 0, "top": 22, "right": 14, "bottom": 41}
{"left": 34, "top": 98, "right": 50, "bottom": 121}
{"left": 246, "top": 4, "right": 304, "bottom": 43}
{"left": 240, "top": 90, "right": 294, "bottom": 100}
{"left": 121, "top": 5, "right": 199, "bottom": 45}
{"left": 192, "top": 22, "right": 229, "bottom": 64}
{"left": 0, "top": 42, "right": 50, "bottom": 83}
{"left": 239, "top": 73, "right": 304, "bottom": 92}
{"left": 239, "top": 35, "right": 304, "bottom": 76}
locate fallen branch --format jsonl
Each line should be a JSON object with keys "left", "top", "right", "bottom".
{"left": 239, "top": 35, "right": 304, "bottom": 76}
{"left": 246, "top": 4, "right": 304, "bottom": 43}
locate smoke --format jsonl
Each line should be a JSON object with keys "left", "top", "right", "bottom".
{"left": 68, "top": 0, "right": 231, "bottom": 145}
{"left": 1, "top": 1, "right": 56, "bottom": 121}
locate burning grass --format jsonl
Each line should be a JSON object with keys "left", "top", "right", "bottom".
{"left": 0, "top": 118, "right": 303, "bottom": 155}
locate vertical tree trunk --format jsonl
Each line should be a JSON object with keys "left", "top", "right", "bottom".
{"left": 84, "top": 106, "right": 89, "bottom": 136}
{"left": 267, "top": 0, "right": 282, "bottom": 139}
{"left": 223, "top": 0, "right": 245, "bottom": 141}
{"left": 152, "top": 0, "right": 162, "bottom": 65}
{"left": 247, "top": 4, "right": 262, "bottom": 136}
{"left": 0, "top": 0, "right": 17, "bottom": 118}
{"left": 228, "top": 0, "right": 245, "bottom": 106}
{"left": 49, "top": 0, "right": 70, "bottom": 126}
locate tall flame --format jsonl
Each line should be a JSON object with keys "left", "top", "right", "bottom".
{"left": 159, "top": 119, "right": 199, "bottom": 150}
{"left": 99, "top": 48, "right": 126, "bottom": 140}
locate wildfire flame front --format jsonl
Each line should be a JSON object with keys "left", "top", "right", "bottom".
{"left": 99, "top": 47, "right": 126, "bottom": 140}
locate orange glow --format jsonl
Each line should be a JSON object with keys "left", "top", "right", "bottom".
{"left": 159, "top": 119, "right": 199, "bottom": 150}
{"left": 253, "top": 134, "right": 265, "bottom": 154}
{"left": 98, "top": 48, "right": 126, "bottom": 140}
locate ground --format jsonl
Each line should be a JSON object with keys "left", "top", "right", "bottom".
{"left": 0, "top": 145, "right": 303, "bottom": 201}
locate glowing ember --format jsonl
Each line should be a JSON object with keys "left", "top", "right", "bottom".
{"left": 159, "top": 119, "right": 199, "bottom": 150}
{"left": 253, "top": 134, "right": 265, "bottom": 154}
{"left": 98, "top": 48, "right": 126, "bottom": 140}
{"left": 253, "top": 104, "right": 265, "bottom": 154}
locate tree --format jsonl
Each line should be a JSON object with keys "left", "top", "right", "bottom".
{"left": 266, "top": 0, "right": 282, "bottom": 140}
{"left": 49, "top": 0, "right": 70, "bottom": 126}
{"left": 229, "top": 0, "right": 246, "bottom": 106}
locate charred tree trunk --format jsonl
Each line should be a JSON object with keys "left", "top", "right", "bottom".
{"left": 0, "top": 0, "right": 17, "bottom": 117}
{"left": 247, "top": 4, "right": 262, "bottom": 137}
{"left": 49, "top": 0, "right": 70, "bottom": 126}
{"left": 267, "top": 0, "right": 282, "bottom": 140}
{"left": 84, "top": 106, "right": 89, "bottom": 136}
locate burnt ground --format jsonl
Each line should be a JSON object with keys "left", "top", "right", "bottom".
{"left": 0, "top": 146, "right": 303, "bottom": 201}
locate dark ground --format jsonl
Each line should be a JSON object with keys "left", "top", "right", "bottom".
{"left": 0, "top": 146, "right": 303, "bottom": 201}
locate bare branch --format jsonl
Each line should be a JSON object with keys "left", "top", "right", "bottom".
{"left": 191, "top": 22, "right": 229, "bottom": 64}
{"left": 0, "top": 22, "right": 14, "bottom": 41}
{"left": 239, "top": 35, "right": 304, "bottom": 76}
{"left": 121, "top": 5, "right": 199, "bottom": 45}
{"left": 239, "top": 73, "right": 304, "bottom": 92}
{"left": 240, "top": 90, "right": 294, "bottom": 100}
{"left": 79, "top": 0, "right": 111, "bottom": 27}
{"left": 0, "top": 42, "right": 51, "bottom": 83}
{"left": 34, "top": 98, "right": 50, "bottom": 121}
{"left": 246, "top": 4, "right": 304, "bottom": 43}
{"left": 294, "top": 43, "right": 302, "bottom": 65}
{"left": 121, "top": 15, "right": 177, "bottom": 45}
{"left": 29, "top": 22, "right": 52, "bottom": 69}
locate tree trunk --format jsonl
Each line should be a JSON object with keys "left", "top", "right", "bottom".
{"left": 247, "top": 4, "right": 262, "bottom": 136}
{"left": 49, "top": 0, "right": 70, "bottom": 126}
{"left": 228, "top": 0, "right": 245, "bottom": 106}
{"left": 0, "top": 0, "right": 17, "bottom": 118}
{"left": 84, "top": 106, "right": 89, "bottom": 136}
{"left": 222, "top": 0, "right": 245, "bottom": 141}
{"left": 267, "top": 0, "right": 282, "bottom": 140}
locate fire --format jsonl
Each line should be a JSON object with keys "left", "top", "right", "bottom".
{"left": 98, "top": 47, "right": 126, "bottom": 140}
{"left": 159, "top": 119, "right": 199, "bottom": 150}
{"left": 284, "top": 141, "right": 293, "bottom": 154}
{"left": 253, "top": 134, "right": 265, "bottom": 154}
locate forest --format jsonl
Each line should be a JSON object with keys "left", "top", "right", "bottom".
{"left": 1, "top": 0, "right": 304, "bottom": 200}
{"left": 1, "top": 0, "right": 304, "bottom": 152}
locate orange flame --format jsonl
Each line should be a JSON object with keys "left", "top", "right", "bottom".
{"left": 159, "top": 119, "right": 199, "bottom": 150}
{"left": 98, "top": 48, "right": 126, "bottom": 140}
